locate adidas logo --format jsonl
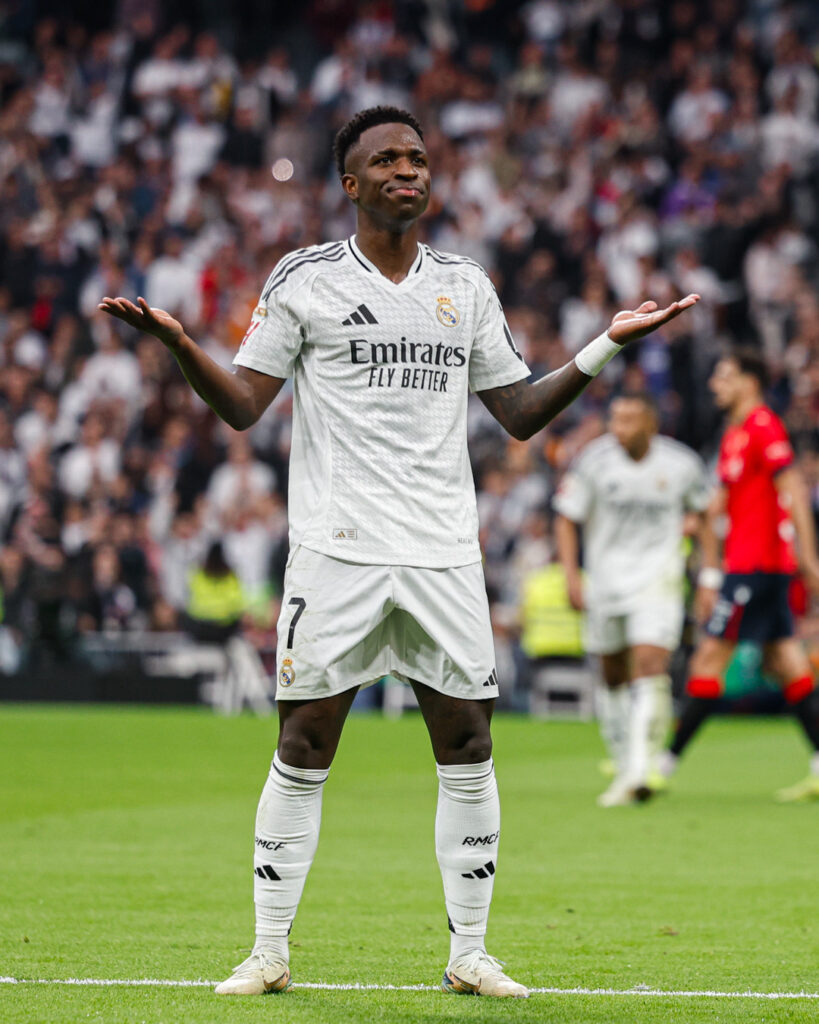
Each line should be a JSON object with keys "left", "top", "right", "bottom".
{"left": 342, "top": 303, "right": 378, "bottom": 326}
{"left": 461, "top": 860, "right": 495, "bottom": 880}
{"left": 482, "top": 669, "right": 499, "bottom": 688}
{"left": 255, "top": 864, "right": 281, "bottom": 881}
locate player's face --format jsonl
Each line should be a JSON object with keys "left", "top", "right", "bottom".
{"left": 709, "top": 358, "right": 742, "bottom": 410}
{"left": 342, "top": 122, "right": 430, "bottom": 228}
{"left": 609, "top": 399, "right": 656, "bottom": 453}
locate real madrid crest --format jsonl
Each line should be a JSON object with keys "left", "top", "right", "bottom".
{"left": 279, "top": 657, "right": 295, "bottom": 688}
{"left": 436, "top": 296, "right": 460, "bottom": 327}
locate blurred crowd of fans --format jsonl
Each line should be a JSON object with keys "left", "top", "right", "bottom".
{"left": 1, "top": 0, "right": 818, "bottom": 681}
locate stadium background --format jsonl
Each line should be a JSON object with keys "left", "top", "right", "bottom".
{"left": 1, "top": 0, "right": 818, "bottom": 707}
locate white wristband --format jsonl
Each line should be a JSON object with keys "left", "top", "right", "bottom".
{"left": 698, "top": 567, "right": 724, "bottom": 590}
{"left": 574, "top": 330, "right": 623, "bottom": 377}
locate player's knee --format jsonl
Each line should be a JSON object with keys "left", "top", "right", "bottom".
{"left": 633, "top": 655, "right": 668, "bottom": 678}
{"left": 440, "top": 731, "right": 493, "bottom": 765}
{"left": 277, "top": 729, "right": 334, "bottom": 770}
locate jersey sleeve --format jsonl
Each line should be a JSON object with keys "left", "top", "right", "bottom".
{"left": 232, "top": 281, "right": 305, "bottom": 379}
{"left": 552, "top": 460, "right": 594, "bottom": 523}
{"left": 750, "top": 409, "right": 794, "bottom": 475}
{"left": 468, "top": 278, "right": 530, "bottom": 392}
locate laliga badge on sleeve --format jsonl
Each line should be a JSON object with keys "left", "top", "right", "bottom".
{"left": 279, "top": 657, "right": 295, "bottom": 687}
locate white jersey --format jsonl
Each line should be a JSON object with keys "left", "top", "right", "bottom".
{"left": 234, "top": 236, "right": 529, "bottom": 567}
{"left": 553, "top": 434, "right": 710, "bottom": 614}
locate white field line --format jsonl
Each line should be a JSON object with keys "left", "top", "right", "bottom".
{"left": 0, "top": 977, "right": 817, "bottom": 999}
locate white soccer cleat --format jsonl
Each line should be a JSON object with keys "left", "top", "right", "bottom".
{"left": 596, "top": 776, "right": 654, "bottom": 807}
{"left": 597, "top": 777, "right": 634, "bottom": 807}
{"left": 214, "top": 950, "right": 292, "bottom": 995}
{"left": 442, "top": 950, "right": 529, "bottom": 998}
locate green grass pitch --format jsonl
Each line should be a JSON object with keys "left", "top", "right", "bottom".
{"left": 1, "top": 703, "right": 817, "bottom": 1023}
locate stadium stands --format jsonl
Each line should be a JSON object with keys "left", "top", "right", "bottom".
{"left": 0, "top": 1, "right": 817, "bottom": 700}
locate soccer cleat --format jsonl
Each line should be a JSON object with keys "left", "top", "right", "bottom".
{"left": 597, "top": 777, "right": 656, "bottom": 807}
{"left": 214, "top": 950, "right": 292, "bottom": 995}
{"left": 442, "top": 950, "right": 529, "bottom": 998}
{"left": 597, "top": 777, "right": 636, "bottom": 807}
{"left": 774, "top": 774, "right": 819, "bottom": 803}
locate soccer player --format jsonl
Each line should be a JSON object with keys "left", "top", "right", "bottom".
{"left": 660, "top": 349, "right": 819, "bottom": 800}
{"left": 99, "top": 106, "right": 698, "bottom": 998}
{"left": 553, "top": 392, "right": 711, "bottom": 806}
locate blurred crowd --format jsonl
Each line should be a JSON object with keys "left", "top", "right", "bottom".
{"left": 1, "top": 0, "right": 818, "bottom": 681}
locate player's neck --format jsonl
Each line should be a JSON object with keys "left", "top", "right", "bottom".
{"left": 624, "top": 437, "right": 651, "bottom": 461}
{"left": 729, "top": 393, "right": 763, "bottom": 425}
{"left": 354, "top": 221, "right": 420, "bottom": 284}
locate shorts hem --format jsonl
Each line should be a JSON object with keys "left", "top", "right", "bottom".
{"left": 275, "top": 674, "right": 383, "bottom": 701}
{"left": 390, "top": 668, "right": 498, "bottom": 700}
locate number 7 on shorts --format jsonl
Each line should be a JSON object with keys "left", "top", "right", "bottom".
{"left": 287, "top": 597, "right": 306, "bottom": 649}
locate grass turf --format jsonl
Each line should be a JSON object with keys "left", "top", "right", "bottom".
{"left": 0, "top": 704, "right": 817, "bottom": 1023}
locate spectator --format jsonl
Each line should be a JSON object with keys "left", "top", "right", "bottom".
{"left": 184, "top": 540, "right": 245, "bottom": 644}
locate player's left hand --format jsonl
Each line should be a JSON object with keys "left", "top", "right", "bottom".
{"left": 607, "top": 295, "right": 700, "bottom": 345}
{"left": 801, "top": 558, "right": 819, "bottom": 597}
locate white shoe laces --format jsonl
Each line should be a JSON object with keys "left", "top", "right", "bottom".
{"left": 230, "top": 950, "right": 286, "bottom": 977}
{"left": 451, "top": 949, "right": 508, "bottom": 978}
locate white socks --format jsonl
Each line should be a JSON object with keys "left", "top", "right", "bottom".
{"left": 251, "top": 754, "right": 501, "bottom": 968}
{"left": 646, "top": 674, "right": 672, "bottom": 771}
{"left": 599, "top": 675, "right": 672, "bottom": 786}
{"left": 624, "top": 675, "right": 672, "bottom": 786}
{"left": 596, "top": 684, "right": 629, "bottom": 770}
{"left": 435, "top": 759, "right": 500, "bottom": 963}
{"left": 253, "top": 751, "right": 328, "bottom": 960}
{"left": 624, "top": 678, "right": 654, "bottom": 787}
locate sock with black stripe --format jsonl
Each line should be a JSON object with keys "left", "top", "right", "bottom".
{"left": 252, "top": 751, "right": 328, "bottom": 960}
{"left": 435, "top": 759, "right": 500, "bottom": 963}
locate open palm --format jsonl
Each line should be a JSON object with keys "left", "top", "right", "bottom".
{"left": 607, "top": 294, "right": 700, "bottom": 345}
{"left": 97, "top": 296, "right": 184, "bottom": 348}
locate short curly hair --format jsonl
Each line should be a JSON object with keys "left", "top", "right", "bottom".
{"left": 333, "top": 106, "right": 424, "bottom": 176}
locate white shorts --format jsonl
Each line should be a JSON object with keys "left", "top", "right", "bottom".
{"left": 584, "top": 597, "right": 684, "bottom": 656}
{"left": 274, "top": 546, "right": 498, "bottom": 701}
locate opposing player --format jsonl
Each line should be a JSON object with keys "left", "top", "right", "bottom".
{"left": 660, "top": 349, "right": 819, "bottom": 800}
{"left": 99, "top": 106, "right": 699, "bottom": 997}
{"left": 554, "top": 392, "right": 711, "bottom": 806}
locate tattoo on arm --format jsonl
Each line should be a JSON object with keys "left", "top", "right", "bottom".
{"left": 477, "top": 361, "right": 592, "bottom": 440}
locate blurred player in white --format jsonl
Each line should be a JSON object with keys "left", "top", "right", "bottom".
{"left": 554, "top": 392, "right": 711, "bottom": 806}
{"left": 99, "top": 106, "right": 699, "bottom": 998}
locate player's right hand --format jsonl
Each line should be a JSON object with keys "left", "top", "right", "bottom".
{"left": 98, "top": 296, "right": 184, "bottom": 348}
{"left": 694, "top": 584, "right": 717, "bottom": 624}
{"left": 566, "top": 574, "right": 584, "bottom": 612}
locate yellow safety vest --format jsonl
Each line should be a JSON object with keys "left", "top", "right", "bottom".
{"left": 187, "top": 570, "right": 245, "bottom": 625}
{"left": 520, "top": 564, "right": 584, "bottom": 658}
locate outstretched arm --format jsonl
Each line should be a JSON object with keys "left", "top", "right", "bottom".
{"left": 478, "top": 295, "right": 699, "bottom": 440}
{"left": 97, "top": 297, "right": 285, "bottom": 430}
